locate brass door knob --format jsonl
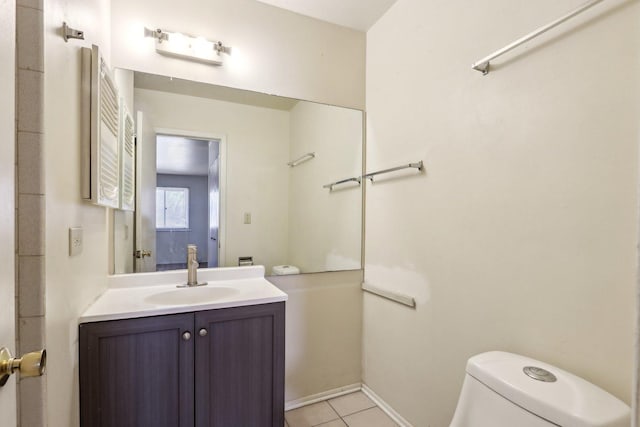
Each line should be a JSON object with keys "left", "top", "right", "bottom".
{"left": 0, "top": 347, "right": 46, "bottom": 387}
{"left": 134, "top": 250, "right": 152, "bottom": 259}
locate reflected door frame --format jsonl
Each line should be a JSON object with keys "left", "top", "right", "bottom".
{"left": 155, "top": 128, "right": 227, "bottom": 268}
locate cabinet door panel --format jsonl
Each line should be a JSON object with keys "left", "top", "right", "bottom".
{"left": 195, "top": 303, "right": 285, "bottom": 427}
{"left": 80, "top": 313, "right": 195, "bottom": 427}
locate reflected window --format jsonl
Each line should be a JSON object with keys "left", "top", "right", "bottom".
{"left": 156, "top": 187, "right": 189, "bottom": 229}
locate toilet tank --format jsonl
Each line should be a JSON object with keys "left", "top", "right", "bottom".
{"left": 450, "top": 351, "right": 630, "bottom": 427}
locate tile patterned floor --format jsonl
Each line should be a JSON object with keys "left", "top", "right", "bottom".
{"left": 285, "top": 391, "right": 398, "bottom": 427}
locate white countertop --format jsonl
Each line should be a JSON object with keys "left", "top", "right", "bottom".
{"left": 79, "top": 266, "right": 288, "bottom": 323}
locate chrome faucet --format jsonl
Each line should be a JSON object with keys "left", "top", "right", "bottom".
{"left": 179, "top": 245, "right": 207, "bottom": 287}
{"left": 187, "top": 245, "right": 199, "bottom": 285}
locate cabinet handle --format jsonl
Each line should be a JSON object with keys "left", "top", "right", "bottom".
{"left": 199, "top": 328, "right": 208, "bottom": 337}
{"left": 182, "top": 331, "right": 192, "bottom": 341}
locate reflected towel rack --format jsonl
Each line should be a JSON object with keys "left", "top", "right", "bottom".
{"left": 362, "top": 283, "right": 416, "bottom": 308}
{"left": 471, "top": 0, "right": 607, "bottom": 75}
{"left": 364, "top": 161, "right": 424, "bottom": 182}
{"left": 323, "top": 177, "right": 361, "bottom": 191}
{"left": 288, "top": 152, "right": 315, "bottom": 167}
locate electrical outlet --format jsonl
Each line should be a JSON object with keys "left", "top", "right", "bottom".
{"left": 69, "top": 227, "right": 83, "bottom": 256}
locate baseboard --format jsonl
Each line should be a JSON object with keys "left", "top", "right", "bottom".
{"left": 284, "top": 383, "right": 362, "bottom": 411}
{"left": 361, "top": 383, "right": 414, "bottom": 427}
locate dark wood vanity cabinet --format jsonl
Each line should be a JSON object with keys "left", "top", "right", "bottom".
{"left": 79, "top": 302, "right": 285, "bottom": 427}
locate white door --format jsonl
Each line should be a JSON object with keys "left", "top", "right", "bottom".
{"left": 0, "top": 0, "right": 17, "bottom": 421}
{"left": 135, "top": 111, "right": 157, "bottom": 272}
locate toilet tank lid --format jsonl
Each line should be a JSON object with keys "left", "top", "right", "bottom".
{"left": 466, "top": 351, "right": 630, "bottom": 427}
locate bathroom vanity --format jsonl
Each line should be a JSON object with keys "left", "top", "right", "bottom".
{"left": 78, "top": 266, "right": 286, "bottom": 427}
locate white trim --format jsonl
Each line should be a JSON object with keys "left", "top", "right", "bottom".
{"left": 0, "top": 0, "right": 16, "bottom": 421}
{"left": 361, "top": 383, "right": 414, "bottom": 427}
{"left": 284, "top": 383, "right": 362, "bottom": 411}
{"left": 217, "top": 138, "right": 227, "bottom": 267}
{"left": 154, "top": 128, "right": 227, "bottom": 267}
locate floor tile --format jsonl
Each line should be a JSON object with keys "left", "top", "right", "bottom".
{"left": 316, "top": 420, "right": 347, "bottom": 427}
{"left": 343, "top": 407, "right": 398, "bottom": 427}
{"left": 285, "top": 401, "right": 340, "bottom": 427}
{"left": 328, "top": 392, "right": 376, "bottom": 417}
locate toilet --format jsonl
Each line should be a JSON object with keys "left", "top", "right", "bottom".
{"left": 450, "top": 351, "right": 630, "bottom": 427}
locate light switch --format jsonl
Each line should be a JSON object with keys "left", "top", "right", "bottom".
{"left": 69, "top": 227, "right": 83, "bottom": 256}
{"left": 244, "top": 212, "right": 251, "bottom": 224}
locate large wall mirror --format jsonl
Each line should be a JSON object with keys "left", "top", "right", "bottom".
{"left": 111, "top": 70, "right": 363, "bottom": 277}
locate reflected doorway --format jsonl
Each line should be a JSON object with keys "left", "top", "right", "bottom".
{"left": 139, "top": 133, "right": 222, "bottom": 272}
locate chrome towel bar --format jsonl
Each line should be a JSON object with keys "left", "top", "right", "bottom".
{"left": 362, "top": 283, "right": 416, "bottom": 308}
{"left": 324, "top": 160, "right": 423, "bottom": 191}
{"left": 471, "top": 0, "right": 607, "bottom": 75}
{"left": 288, "top": 152, "right": 315, "bottom": 167}
{"left": 323, "top": 177, "right": 361, "bottom": 191}
{"left": 364, "top": 161, "right": 424, "bottom": 182}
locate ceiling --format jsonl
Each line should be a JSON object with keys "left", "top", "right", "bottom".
{"left": 254, "top": 0, "right": 398, "bottom": 31}
{"left": 156, "top": 135, "right": 211, "bottom": 176}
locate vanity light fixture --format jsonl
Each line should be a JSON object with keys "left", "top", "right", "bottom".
{"left": 144, "top": 27, "right": 232, "bottom": 65}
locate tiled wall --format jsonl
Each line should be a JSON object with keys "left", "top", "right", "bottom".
{"left": 16, "top": 0, "right": 46, "bottom": 425}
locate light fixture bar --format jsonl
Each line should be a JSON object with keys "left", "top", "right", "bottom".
{"left": 143, "top": 27, "right": 169, "bottom": 42}
{"left": 144, "top": 27, "right": 231, "bottom": 66}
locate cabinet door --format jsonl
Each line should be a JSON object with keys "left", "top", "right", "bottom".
{"left": 79, "top": 313, "right": 195, "bottom": 427}
{"left": 195, "top": 303, "right": 285, "bottom": 427}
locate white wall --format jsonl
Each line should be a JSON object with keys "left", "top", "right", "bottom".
{"left": 268, "top": 270, "right": 363, "bottom": 403}
{"left": 44, "top": 0, "right": 112, "bottom": 425}
{"left": 110, "top": 0, "right": 365, "bottom": 109}
{"left": 364, "top": 0, "right": 639, "bottom": 425}
{"left": 0, "top": 0, "right": 16, "bottom": 423}
{"left": 133, "top": 88, "right": 291, "bottom": 272}
{"left": 288, "top": 101, "right": 363, "bottom": 272}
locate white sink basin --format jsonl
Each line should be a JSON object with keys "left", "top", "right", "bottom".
{"left": 145, "top": 286, "right": 239, "bottom": 306}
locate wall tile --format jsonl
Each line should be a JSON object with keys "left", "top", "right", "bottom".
{"left": 18, "top": 316, "right": 45, "bottom": 353}
{"left": 19, "top": 376, "right": 45, "bottom": 427}
{"left": 17, "top": 131, "right": 44, "bottom": 195}
{"left": 18, "top": 194, "right": 44, "bottom": 256}
{"left": 16, "top": 3, "right": 46, "bottom": 425}
{"left": 18, "top": 256, "right": 45, "bottom": 317}
{"left": 17, "top": 6, "right": 43, "bottom": 72}
{"left": 17, "top": 69, "right": 43, "bottom": 133}
{"left": 16, "top": 0, "right": 43, "bottom": 11}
